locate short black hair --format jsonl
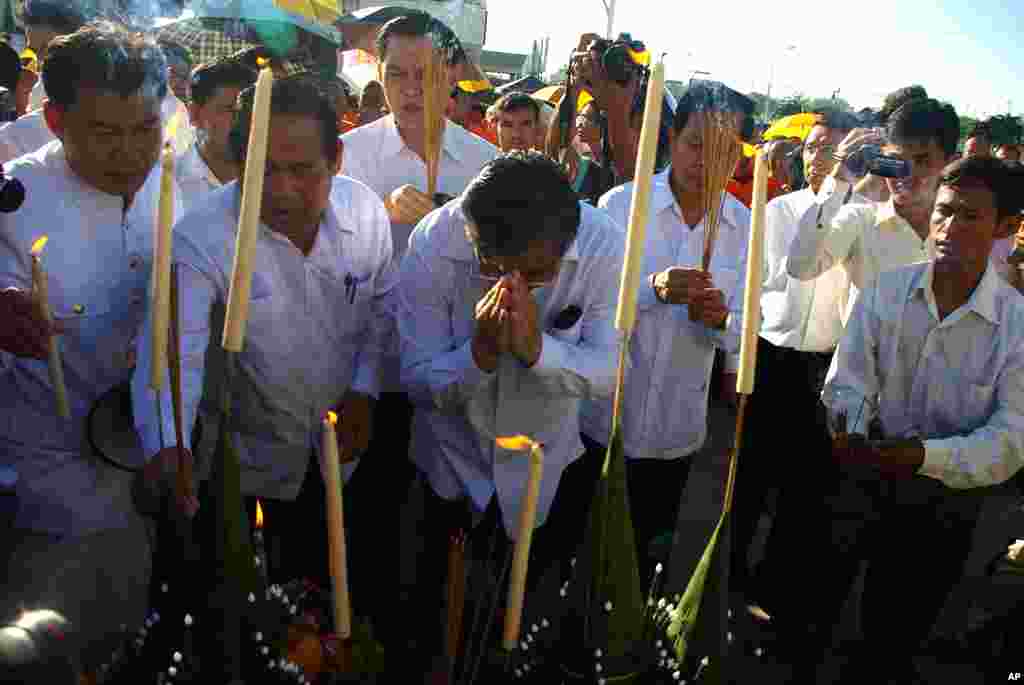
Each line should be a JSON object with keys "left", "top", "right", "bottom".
{"left": 42, "top": 21, "right": 167, "bottom": 109}
{"left": 886, "top": 98, "right": 960, "bottom": 157}
{"left": 880, "top": 85, "right": 927, "bottom": 123}
{"left": 462, "top": 151, "right": 580, "bottom": 259}
{"left": 939, "top": 156, "right": 1024, "bottom": 219}
{"left": 20, "top": 0, "right": 88, "bottom": 32}
{"left": 190, "top": 57, "right": 257, "bottom": 107}
{"left": 672, "top": 80, "right": 755, "bottom": 141}
{"left": 375, "top": 11, "right": 465, "bottom": 66}
{"left": 229, "top": 75, "right": 339, "bottom": 165}
{"left": 0, "top": 42, "right": 21, "bottom": 93}
{"left": 493, "top": 92, "right": 539, "bottom": 122}
{"left": 813, "top": 110, "right": 858, "bottom": 135}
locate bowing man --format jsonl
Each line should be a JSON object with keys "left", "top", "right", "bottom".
{"left": 818, "top": 156, "right": 1024, "bottom": 684}
{"left": 397, "top": 152, "right": 623, "bottom": 662}
{"left": 0, "top": 23, "right": 180, "bottom": 667}
{"left": 132, "top": 76, "right": 395, "bottom": 589}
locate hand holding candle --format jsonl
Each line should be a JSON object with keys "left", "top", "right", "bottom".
{"left": 496, "top": 435, "right": 545, "bottom": 651}
{"left": 222, "top": 65, "right": 273, "bottom": 353}
{"left": 30, "top": 236, "right": 69, "bottom": 419}
{"left": 322, "top": 411, "right": 351, "bottom": 639}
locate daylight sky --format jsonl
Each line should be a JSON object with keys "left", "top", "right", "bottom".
{"left": 483, "top": 0, "right": 1024, "bottom": 119}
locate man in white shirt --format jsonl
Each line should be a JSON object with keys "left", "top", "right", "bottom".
{"left": 817, "top": 156, "right": 1024, "bottom": 684}
{"left": 133, "top": 76, "right": 395, "bottom": 592}
{"left": 729, "top": 112, "right": 856, "bottom": 620}
{"left": 0, "top": 24, "right": 177, "bottom": 669}
{"left": 397, "top": 152, "right": 622, "bottom": 666}
{"left": 581, "top": 81, "right": 751, "bottom": 583}
{"left": 175, "top": 56, "right": 256, "bottom": 213}
{"left": 337, "top": 13, "right": 497, "bottom": 644}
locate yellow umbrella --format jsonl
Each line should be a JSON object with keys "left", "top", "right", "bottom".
{"left": 273, "top": 0, "right": 341, "bottom": 27}
{"left": 532, "top": 84, "right": 565, "bottom": 104}
{"left": 762, "top": 112, "right": 818, "bottom": 141}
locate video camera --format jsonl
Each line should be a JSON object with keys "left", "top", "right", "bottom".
{"left": 843, "top": 127, "right": 911, "bottom": 179}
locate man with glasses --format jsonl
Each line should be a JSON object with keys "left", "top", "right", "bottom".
{"left": 396, "top": 151, "right": 622, "bottom": 667}
{"left": 729, "top": 111, "right": 858, "bottom": 626}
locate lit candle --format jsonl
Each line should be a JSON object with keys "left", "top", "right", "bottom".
{"left": 222, "top": 65, "right": 274, "bottom": 352}
{"left": 29, "top": 236, "right": 69, "bottom": 419}
{"left": 614, "top": 60, "right": 665, "bottom": 335}
{"left": 736, "top": 149, "right": 768, "bottom": 396}
{"left": 496, "top": 435, "right": 545, "bottom": 651}
{"left": 253, "top": 498, "right": 268, "bottom": 584}
{"left": 322, "top": 411, "right": 351, "bottom": 639}
{"left": 150, "top": 143, "right": 175, "bottom": 391}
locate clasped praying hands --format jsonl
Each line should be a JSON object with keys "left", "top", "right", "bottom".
{"left": 472, "top": 272, "right": 543, "bottom": 373}
{"left": 650, "top": 267, "right": 729, "bottom": 329}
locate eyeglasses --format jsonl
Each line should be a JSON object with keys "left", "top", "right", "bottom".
{"left": 473, "top": 250, "right": 560, "bottom": 290}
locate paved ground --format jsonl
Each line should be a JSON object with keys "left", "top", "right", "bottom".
{"left": 664, "top": 398, "right": 1024, "bottom": 684}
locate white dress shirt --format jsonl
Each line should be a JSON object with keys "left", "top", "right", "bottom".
{"left": 823, "top": 261, "right": 1024, "bottom": 489}
{"left": 787, "top": 177, "right": 931, "bottom": 318}
{"left": 0, "top": 140, "right": 179, "bottom": 535}
{"left": 0, "top": 110, "right": 55, "bottom": 165}
{"left": 340, "top": 114, "right": 498, "bottom": 391}
{"left": 174, "top": 143, "right": 223, "bottom": 214}
{"left": 398, "top": 199, "right": 622, "bottom": 534}
{"left": 760, "top": 185, "right": 854, "bottom": 352}
{"left": 132, "top": 177, "right": 396, "bottom": 500}
{"left": 580, "top": 168, "right": 748, "bottom": 461}
{"left": 339, "top": 114, "right": 498, "bottom": 263}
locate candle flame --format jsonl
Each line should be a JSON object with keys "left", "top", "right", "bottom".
{"left": 256, "top": 56, "right": 270, "bottom": 68}
{"left": 255, "top": 499, "right": 264, "bottom": 529}
{"left": 496, "top": 435, "right": 536, "bottom": 451}
{"left": 30, "top": 235, "right": 49, "bottom": 256}
{"left": 165, "top": 109, "right": 181, "bottom": 144}
{"left": 326, "top": 410, "right": 338, "bottom": 427}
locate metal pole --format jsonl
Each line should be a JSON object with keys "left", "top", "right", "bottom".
{"left": 605, "top": 0, "right": 616, "bottom": 39}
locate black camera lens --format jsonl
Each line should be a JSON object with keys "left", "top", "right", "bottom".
{"left": 845, "top": 144, "right": 881, "bottom": 178}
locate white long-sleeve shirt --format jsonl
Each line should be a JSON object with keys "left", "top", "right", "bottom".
{"left": 397, "top": 199, "right": 622, "bottom": 535}
{"left": 0, "top": 110, "right": 54, "bottom": 165}
{"left": 580, "top": 168, "right": 748, "bottom": 460}
{"left": 174, "top": 143, "right": 222, "bottom": 214}
{"left": 0, "top": 140, "right": 178, "bottom": 535}
{"left": 132, "top": 177, "right": 395, "bottom": 500}
{"left": 760, "top": 185, "right": 854, "bottom": 352}
{"left": 823, "top": 261, "right": 1024, "bottom": 489}
{"left": 787, "top": 177, "right": 930, "bottom": 317}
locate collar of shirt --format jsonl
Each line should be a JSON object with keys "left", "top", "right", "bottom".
{"left": 179, "top": 143, "right": 222, "bottom": 188}
{"left": 913, "top": 260, "right": 1002, "bottom": 326}
{"left": 648, "top": 165, "right": 744, "bottom": 233}
{"left": 438, "top": 202, "right": 581, "bottom": 264}
{"left": 378, "top": 113, "right": 465, "bottom": 164}
{"left": 876, "top": 198, "right": 919, "bottom": 238}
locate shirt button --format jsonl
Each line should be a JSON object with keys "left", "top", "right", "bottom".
{"left": 131, "top": 294, "right": 143, "bottom": 306}
{"left": 72, "top": 304, "right": 85, "bottom": 315}
{"left": 129, "top": 256, "right": 141, "bottom": 270}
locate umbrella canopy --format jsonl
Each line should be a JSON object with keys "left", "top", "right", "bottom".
{"left": 762, "top": 112, "right": 818, "bottom": 141}
{"left": 531, "top": 84, "right": 563, "bottom": 104}
{"left": 0, "top": 0, "right": 17, "bottom": 36}
{"left": 156, "top": 18, "right": 311, "bottom": 74}
{"left": 193, "top": 0, "right": 342, "bottom": 44}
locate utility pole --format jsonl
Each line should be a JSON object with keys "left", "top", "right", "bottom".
{"left": 601, "top": 0, "right": 616, "bottom": 39}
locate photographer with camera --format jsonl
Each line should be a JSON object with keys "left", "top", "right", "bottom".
{"left": 787, "top": 98, "right": 960, "bottom": 299}
{"left": 569, "top": 32, "right": 669, "bottom": 186}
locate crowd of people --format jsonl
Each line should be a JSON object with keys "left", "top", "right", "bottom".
{"left": 0, "top": 2, "right": 1023, "bottom": 683}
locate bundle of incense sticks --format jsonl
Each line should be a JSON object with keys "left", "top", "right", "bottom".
{"left": 422, "top": 43, "right": 449, "bottom": 197}
{"left": 700, "top": 112, "right": 743, "bottom": 271}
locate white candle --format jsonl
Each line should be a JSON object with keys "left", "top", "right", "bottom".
{"left": 30, "top": 236, "right": 69, "bottom": 419}
{"left": 497, "top": 436, "right": 545, "bottom": 651}
{"left": 222, "top": 66, "right": 274, "bottom": 352}
{"left": 614, "top": 60, "right": 665, "bottom": 334}
{"left": 736, "top": 149, "right": 768, "bottom": 395}
{"left": 150, "top": 144, "right": 175, "bottom": 391}
{"left": 322, "top": 411, "right": 352, "bottom": 639}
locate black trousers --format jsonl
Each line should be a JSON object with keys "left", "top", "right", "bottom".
{"left": 403, "top": 443, "right": 605, "bottom": 666}
{"left": 730, "top": 336, "right": 837, "bottom": 610}
{"left": 580, "top": 433, "right": 693, "bottom": 586}
{"left": 809, "top": 475, "right": 983, "bottom": 683}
